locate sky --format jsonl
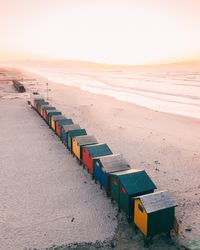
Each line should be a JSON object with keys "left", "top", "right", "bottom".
{"left": 0, "top": 0, "right": 200, "bottom": 65}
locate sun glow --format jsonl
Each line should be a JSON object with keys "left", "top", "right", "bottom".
{"left": 0, "top": 0, "right": 200, "bottom": 65}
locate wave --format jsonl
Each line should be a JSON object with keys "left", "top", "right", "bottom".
{"left": 23, "top": 66, "right": 200, "bottom": 119}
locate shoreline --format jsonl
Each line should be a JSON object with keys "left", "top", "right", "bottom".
{"left": 1, "top": 67, "right": 200, "bottom": 249}
{"left": 22, "top": 68, "right": 200, "bottom": 123}
{"left": 19, "top": 65, "right": 200, "bottom": 120}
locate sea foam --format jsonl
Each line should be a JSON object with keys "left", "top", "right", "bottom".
{"left": 24, "top": 66, "right": 200, "bottom": 119}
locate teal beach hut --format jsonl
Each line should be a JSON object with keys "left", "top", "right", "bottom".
{"left": 61, "top": 124, "right": 81, "bottom": 145}
{"left": 67, "top": 129, "right": 87, "bottom": 151}
{"left": 110, "top": 169, "right": 156, "bottom": 219}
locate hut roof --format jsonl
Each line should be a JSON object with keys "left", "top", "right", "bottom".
{"left": 111, "top": 169, "right": 157, "bottom": 196}
{"left": 58, "top": 119, "right": 74, "bottom": 126}
{"left": 35, "top": 98, "right": 46, "bottom": 103}
{"left": 42, "top": 105, "right": 56, "bottom": 110}
{"left": 85, "top": 143, "right": 112, "bottom": 158}
{"left": 39, "top": 101, "right": 49, "bottom": 107}
{"left": 39, "top": 101, "right": 48, "bottom": 104}
{"left": 75, "top": 135, "right": 98, "bottom": 146}
{"left": 62, "top": 124, "right": 81, "bottom": 132}
{"left": 40, "top": 104, "right": 52, "bottom": 108}
{"left": 52, "top": 115, "right": 67, "bottom": 121}
{"left": 51, "top": 115, "right": 66, "bottom": 121}
{"left": 46, "top": 109, "right": 61, "bottom": 114}
{"left": 99, "top": 154, "right": 130, "bottom": 173}
{"left": 68, "top": 129, "right": 87, "bottom": 137}
{"left": 137, "top": 191, "right": 176, "bottom": 214}
{"left": 35, "top": 99, "right": 46, "bottom": 103}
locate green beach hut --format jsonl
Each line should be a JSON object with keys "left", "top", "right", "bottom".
{"left": 110, "top": 169, "right": 156, "bottom": 219}
{"left": 134, "top": 191, "right": 177, "bottom": 242}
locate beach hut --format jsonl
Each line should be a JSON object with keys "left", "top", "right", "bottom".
{"left": 82, "top": 143, "right": 113, "bottom": 175}
{"left": 37, "top": 101, "right": 49, "bottom": 115}
{"left": 72, "top": 135, "right": 98, "bottom": 162}
{"left": 36, "top": 100, "right": 46, "bottom": 114}
{"left": 51, "top": 115, "right": 66, "bottom": 131}
{"left": 134, "top": 191, "right": 176, "bottom": 242}
{"left": 67, "top": 129, "right": 87, "bottom": 151}
{"left": 55, "top": 119, "right": 74, "bottom": 137}
{"left": 41, "top": 105, "right": 56, "bottom": 123}
{"left": 47, "top": 112, "right": 62, "bottom": 128}
{"left": 93, "top": 154, "right": 130, "bottom": 192}
{"left": 33, "top": 99, "right": 45, "bottom": 111}
{"left": 34, "top": 99, "right": 47, "bottom": 113}
{"left": 110, "top": 169, "right": 156, "bottom": 219}
{"left": 61, "top": 124, "right": 81, "bottom": 145}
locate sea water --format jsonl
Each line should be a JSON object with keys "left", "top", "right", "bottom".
{"left": 23, "top": 64, "right": 200, "bottom": 119}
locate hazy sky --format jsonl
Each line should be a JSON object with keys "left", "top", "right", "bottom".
{"left": 0, "top": 0, "right": 200, "bottom": 65}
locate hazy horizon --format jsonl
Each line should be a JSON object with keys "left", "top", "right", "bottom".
{"left": 1, "top": 59, "right": 200, "bottom": 68}
{"left": 1, "top": 0, "right": 200, "bottom": 65}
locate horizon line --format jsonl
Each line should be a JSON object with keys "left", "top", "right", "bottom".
{"left": 1, "top": 58, "right": 200, "bottom": 67}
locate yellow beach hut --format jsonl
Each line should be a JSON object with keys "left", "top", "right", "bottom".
{"left": 72, "top": 135, "right": 98, "bottom": 161}
{"left": 51, "top": 115, "right": 66, "bottom": 131}
{"left": 134, "top": 191, "right": 176, "bottom": 243}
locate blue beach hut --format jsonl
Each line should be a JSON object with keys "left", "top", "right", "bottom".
{"left": 93, "top": 154, "right": 130, "bottom": 192}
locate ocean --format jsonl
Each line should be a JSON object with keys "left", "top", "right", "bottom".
{"left": 22, "top": 63, "right": 200, "bottom": 119}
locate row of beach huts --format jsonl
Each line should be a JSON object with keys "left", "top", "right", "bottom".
{"left": 30, "top": 92, "right": 177, "bottom": 244}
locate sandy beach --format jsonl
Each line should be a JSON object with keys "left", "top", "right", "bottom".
{"left": 1, "top": 67, "right": 200, "bottom": 249}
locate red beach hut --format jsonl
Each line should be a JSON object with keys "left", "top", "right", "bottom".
{"left": 82, "top": 143, "right": 113, "bottom": 175}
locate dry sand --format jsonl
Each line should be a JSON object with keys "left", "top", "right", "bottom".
{"left": 0, "top": 69, "right": 117, "bottom": 249}
{"left": 1, "top": 67, "right": 200, "bottom": 249}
